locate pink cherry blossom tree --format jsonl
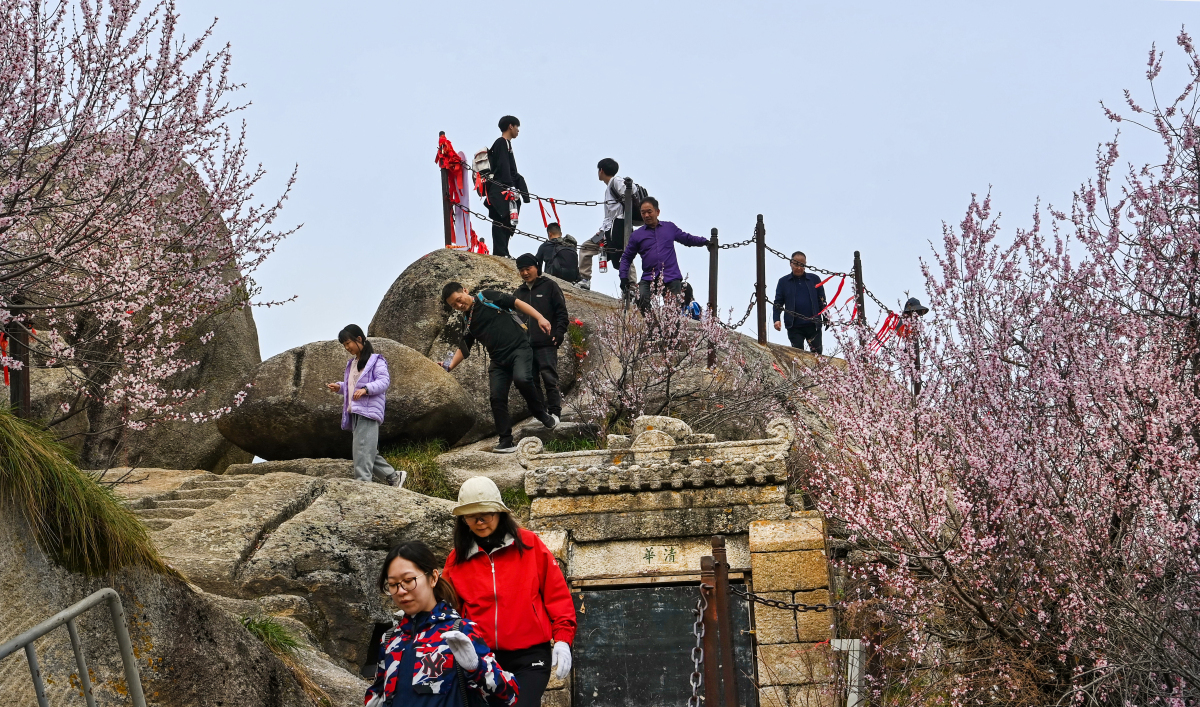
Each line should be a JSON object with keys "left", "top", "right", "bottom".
{"left": 792, "top": 33, "right": 1200, "bottom": 705}
{"left": 0, "top": 1, "right": 295, "bottom": 434}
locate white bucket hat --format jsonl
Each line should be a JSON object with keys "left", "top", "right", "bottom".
{"left": 452, "top": 476, "right": 513, "bottom": 516}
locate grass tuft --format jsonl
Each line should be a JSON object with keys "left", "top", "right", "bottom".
{"left": 0, "top": 409, "right": 170, "bottom": 576}
{"left": 381, "top": 439, "right": 455, "bottom": 501}
{"left": 242, "top": 615, "right": 331, "bottom": 706}
{"left": 543, "top": 436, "right": 600, "bottom": 453}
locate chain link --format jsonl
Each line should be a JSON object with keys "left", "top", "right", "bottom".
{"left": 687, "top": 588, "right": 709, "bottom": 707}
{"left": 717, "top": 237, "right": 756, "bottom": 250}
{"left": 729, "top": 585, "right": 839, "bottom": 613}
{"left": 718, "top": 293, "right": 758, "bottom": 330}
{"left": 465, "top": 163, "right": 609, "bottom": 206}
{"left": 458, "top": 205, "right": 551, "bottom": 243}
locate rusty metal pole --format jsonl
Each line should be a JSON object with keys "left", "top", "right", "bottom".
{"left": 700, "top": 556, "right": 721, "bottom": 707}
{"left": 439, "top": 133, "right": 455, "bottom": 248}
{"left": 755, "top": 215, "right": 767, "bottom": 344}
{"left": 711, "top": 536, "right": 740, "bottom": 707}
{"left": 853, "top": 251, "right": 867, "bottom": 326}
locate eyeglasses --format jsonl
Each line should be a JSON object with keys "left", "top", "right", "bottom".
{"left": 463, "top": 512, "right": 497, "bottom": 525}
{"left": 384, "top": 573, "right": 427, "bottom": 594}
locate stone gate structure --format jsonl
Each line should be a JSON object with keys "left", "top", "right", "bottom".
{"left": 520, "top": 416, "right": 834, "bottom": 707}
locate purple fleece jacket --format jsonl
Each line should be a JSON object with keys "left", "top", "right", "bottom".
{"left": 619, "top": 220, "right": 710, "bottom": 282}
{"left": 336, "top": 353, "right": 390, "bottom": 430}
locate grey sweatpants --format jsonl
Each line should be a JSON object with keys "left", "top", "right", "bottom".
{"left": 352, "top": 414, "right": 396, "bottom": 483}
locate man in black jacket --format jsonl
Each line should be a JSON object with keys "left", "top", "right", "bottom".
{"left": 486, "top": 115, "right": 530, "bottom": 258}
{"left": 515, "top": 253, "right": 570, "bottom": 419}
{"left": 442, "top": 282, "right": 559, "bottom": 453}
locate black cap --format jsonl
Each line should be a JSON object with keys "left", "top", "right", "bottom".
{"left": 516, "top": 254, "right": 538, "bottom": 270}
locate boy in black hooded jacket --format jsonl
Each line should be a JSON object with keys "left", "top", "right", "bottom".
{"left": 515, "top": 253, "right": 569, "bottom": 419}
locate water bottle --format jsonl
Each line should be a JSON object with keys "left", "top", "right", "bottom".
{"left": 507, "top": 190, "right": 520, "bottom": 226}
{"left": 599, "top": 240, "right": 608, "bottom": 273}
{"left": 441, "top": 350, "right": 455, "bottom": 372}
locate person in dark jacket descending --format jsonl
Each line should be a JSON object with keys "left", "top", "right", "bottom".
{"left": 486, "top": 116, "right": 529, "bottom": 258}
{"left": 443, "top": 477, "right": 577, "bottom": 707}
{"left": 365, "top": 540, "right": 520, "bottom": 707}
{"left": 772, "top": 251, "right": 828, "bottom": 354}
{"left": 442, "top": 283, "right": 559, "bottom": 453}
{"left": 514, "top": 253, "right": 569, "bottom": 419}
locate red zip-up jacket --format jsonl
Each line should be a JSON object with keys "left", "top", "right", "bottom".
{"left": 443, "top": 529, "right": 577, "bottom": 651}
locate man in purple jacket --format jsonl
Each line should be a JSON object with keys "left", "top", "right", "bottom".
{"left": 619, "top": 196, "right": 712, "bottom": 313}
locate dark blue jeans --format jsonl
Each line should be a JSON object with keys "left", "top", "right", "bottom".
{"left": 787, "top": 323, "right": 822, "bottom": 354}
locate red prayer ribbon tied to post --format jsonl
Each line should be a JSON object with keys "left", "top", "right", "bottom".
{"left": 1, "top": 332, "right": 8, "bottom": 386}
{"left": 814, "top": 274, "right": 846, "bottom": 317}
{"left": 870, "top": 311, "right": 901, "bottom": 352}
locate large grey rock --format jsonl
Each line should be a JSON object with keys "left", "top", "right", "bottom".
{"left": 153, "top": 473, "right": 456, "bottom": 671}
{"left": 369, "top": 248, "right": 620, "bottom": 443}
{"left": 224, "top": 458, "right": 355, "bottom": 479}
{"left": 30, "top": 304, "right": 260, "bottom": 473}
{"left": 216, "top": 337, "right": 475, "bottom": 460}
{"left": 0, "top": 505, "right": 316, "bottom": 707}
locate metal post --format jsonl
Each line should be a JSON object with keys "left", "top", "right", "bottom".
{"left": 439, "top": 133, "right": 454, "bottom": 247}
{"left": 700, "top": 556, "right": 721, "bottom": 707}
{"left": 913, "top": 334, "right": 922, "bottom": 396}
{"left": 24, "top": 644, "right": 48, "bottom": 707}
{"left": 708, "top": 228, "right": 719, "bottom": 315}
{"left": 7, "top": 303, "right": 31, "bottom": 418}
{"left": 755, "top": 215, "right": 767, "bottom": 345}
{"left": 107, "top": 593, "right": 148, "bottom": 707}
{"left": 711, "top": 536, "right": 740, "bottom": 707}
{"left": 852, "top": 251, "right": 867, "bottom": 327}
{"left": 66, "top": 618, "right": 97, "bottom": 707}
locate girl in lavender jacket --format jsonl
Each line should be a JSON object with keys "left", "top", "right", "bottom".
{"left": 325, "top": 325, "right": 406, "bottom": 487}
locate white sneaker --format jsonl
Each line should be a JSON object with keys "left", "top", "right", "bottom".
{"left": 544, "top": 414, "right": 559, "bottom": 430}
{"left": 575, "top": 279, "right": 591, "bottom": 290}
{"left": 389, "top": 470, "right": 407, "bottom": 488}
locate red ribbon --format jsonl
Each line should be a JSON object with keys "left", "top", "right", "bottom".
{"left": 1, "top": 332, "right": 8, "bottom": 386}
{"left": 815, "top": 277, "right": 845, "bottom": 317}
{"left": 869, "top": 311, "right": 901, "bottom": 351}
{"left": 537, "top": 198, "right": 561, "bottom": 229}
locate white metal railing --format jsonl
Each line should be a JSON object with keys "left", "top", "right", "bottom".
{"left": 0, "top": 588, "right": 147, "bottom": 707}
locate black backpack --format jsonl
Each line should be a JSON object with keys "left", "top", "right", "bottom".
{"left": 544, "top": 240, "right": 580, "bottom": 283}
{"left": 609, "top": 179, "right": 649, "bottom": 226}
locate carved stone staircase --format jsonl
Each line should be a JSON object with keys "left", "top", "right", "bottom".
{"left": 128, "top": 475, "right": 255, "bottom": 531}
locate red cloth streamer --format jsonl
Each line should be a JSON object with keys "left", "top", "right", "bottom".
{"left": 435, "top": 135, "right": 465, "bottom": 199}
{"left": 815, "top": 277, "right": 845, "bottom": 317}
{"left": 469, "top": 227, "right": 489, "bottom": 255}
{"left": 537, "top": 198, "right": 561, "bottom": 229}
{"left": 870, "top": 312, "right": 901, "bottom": 351}
{"left": 816, "top": 274, "right": 837, "bottom": 288}
{"left": 1, "top": 332, "right": 8, "bottom": 386}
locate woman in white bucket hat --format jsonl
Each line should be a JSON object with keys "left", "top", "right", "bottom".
{"left": 442, "top": 477, "right": 577, "bottom": 707}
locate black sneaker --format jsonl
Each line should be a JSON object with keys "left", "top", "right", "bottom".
{"left": 493, "top": 444, "right": 518, "bottom": 454}
{"left": 543, "top": 414, "right": 560, "bottom": 430}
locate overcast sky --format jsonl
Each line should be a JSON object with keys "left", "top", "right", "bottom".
{"left": 178, "top": 0, "right": 1200, "bottom": 358}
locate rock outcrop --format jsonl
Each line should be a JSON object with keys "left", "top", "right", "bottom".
{"left": 147, "top": 472, "right": 456, "bottom": 671}
{"left": 0, "top": 504, "right": 335, "bottom": 707}
{"left": 216, "top": 338, "right": 475, "bottom": 460}
{"left": 29, "top": 304, "right": 261, "bottom": 473}
{"left": 369, "top": 249, "right": 621, "bottom": 443}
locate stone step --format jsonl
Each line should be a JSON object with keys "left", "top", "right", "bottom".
{"left": 172, "top": 487, "right": 239, "bottom": 501}
{"left": 154, "top": 499, "right": 216, "bottom": 510}
{"left": 141, "top": 518, "right": 174, "bottom": 531}
{"left": 183, "top": 477, "right": 250, "bottom": 489}
{"left": 135, "top": 507, "right": 197, "bottom": 520}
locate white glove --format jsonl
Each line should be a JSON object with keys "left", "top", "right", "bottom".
{"left": 443, "top": 630, "right": 479, "bottom": 672}
{"left": 552, "top": 641, "right": 572, "bottom": 679}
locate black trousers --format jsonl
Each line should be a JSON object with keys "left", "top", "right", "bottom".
{"left": 492, "top": 220, "right": 514, "bottom": 258}
{"left": 490, "top": 643, "right": 552, "bottom": 707}
{"left": 530, "top": 346, "right": 562, "bottom": 417}
{"left": 636, "top": 278, "right": 684, "bottom": 314}
{"left": 787, "top": 323, "right": 823, "bottom": 354}
{"left": 489, "top": 345, "right": 550, "bottom": 446}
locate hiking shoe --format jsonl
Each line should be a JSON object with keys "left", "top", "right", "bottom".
{"left": 493, "top": 443, "right": 518, "bottom": 454}
{"left": 389, "top": 470, "right": 407, "bottom": 488}
{"left": 575, "top": 279, "right": 591, "bottom": 290}
{"left": 544, "top": 414, "right": 559, "bottom": 430}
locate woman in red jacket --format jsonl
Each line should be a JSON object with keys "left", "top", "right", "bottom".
{"left": 443, "top": 476, "right": 577, "bottom": 707}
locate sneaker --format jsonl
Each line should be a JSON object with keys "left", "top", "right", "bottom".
{"left": 575, "top": 279, "right": 591, "bottom": 290}
{"left": 543, "top": 414, "right": 559, "bottom": 430}
{"left": 389, "top": 470, "right": 407, "bottom": 488}
{"left": 493, "top": 444, "right": 518, "bottom": 454}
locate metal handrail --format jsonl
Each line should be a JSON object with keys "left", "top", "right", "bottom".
{"left": 0, "top": 587, "right": 147, "bottom": 707}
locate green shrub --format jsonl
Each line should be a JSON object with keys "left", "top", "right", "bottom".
{"left": 0, "top": 409, "right": 169, "bottom": 576}
{"left": 242, "top": 615, "right": 301, "bottom": 656}
{"left": 381, "top": 439, "right": 455, "bottom": 500}
{"left": 543, "top": 436, "right": 600, "bottom": 453}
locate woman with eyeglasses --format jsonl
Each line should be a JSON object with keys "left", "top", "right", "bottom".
{"left": 442, "top": 477, "right": 577, "bottom": 707}
{"left": 365, "top": 540, "right": 519, "bottom": 707}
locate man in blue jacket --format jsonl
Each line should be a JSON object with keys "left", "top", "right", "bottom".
{"left": 773, "top": 251, "right": 827, "bottom": 354}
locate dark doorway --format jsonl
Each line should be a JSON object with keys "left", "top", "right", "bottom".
{"left": 573, "top": 585, "right": 758, "bottom": 707}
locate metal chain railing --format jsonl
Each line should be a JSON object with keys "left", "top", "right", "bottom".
{"left": 729, "top": 584, "right": 839, "bottom": 613}
{"left": 719, "top": 293, "right": 758, "bottom": 330}
{"left": 458, "top": 205, "right": 551, "bottom": 243}
{"left": 464, "top": 162, "right": 611, "bottom": 207}
{"left": 686, "top": 588, "right": 708, "bottom": 707}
